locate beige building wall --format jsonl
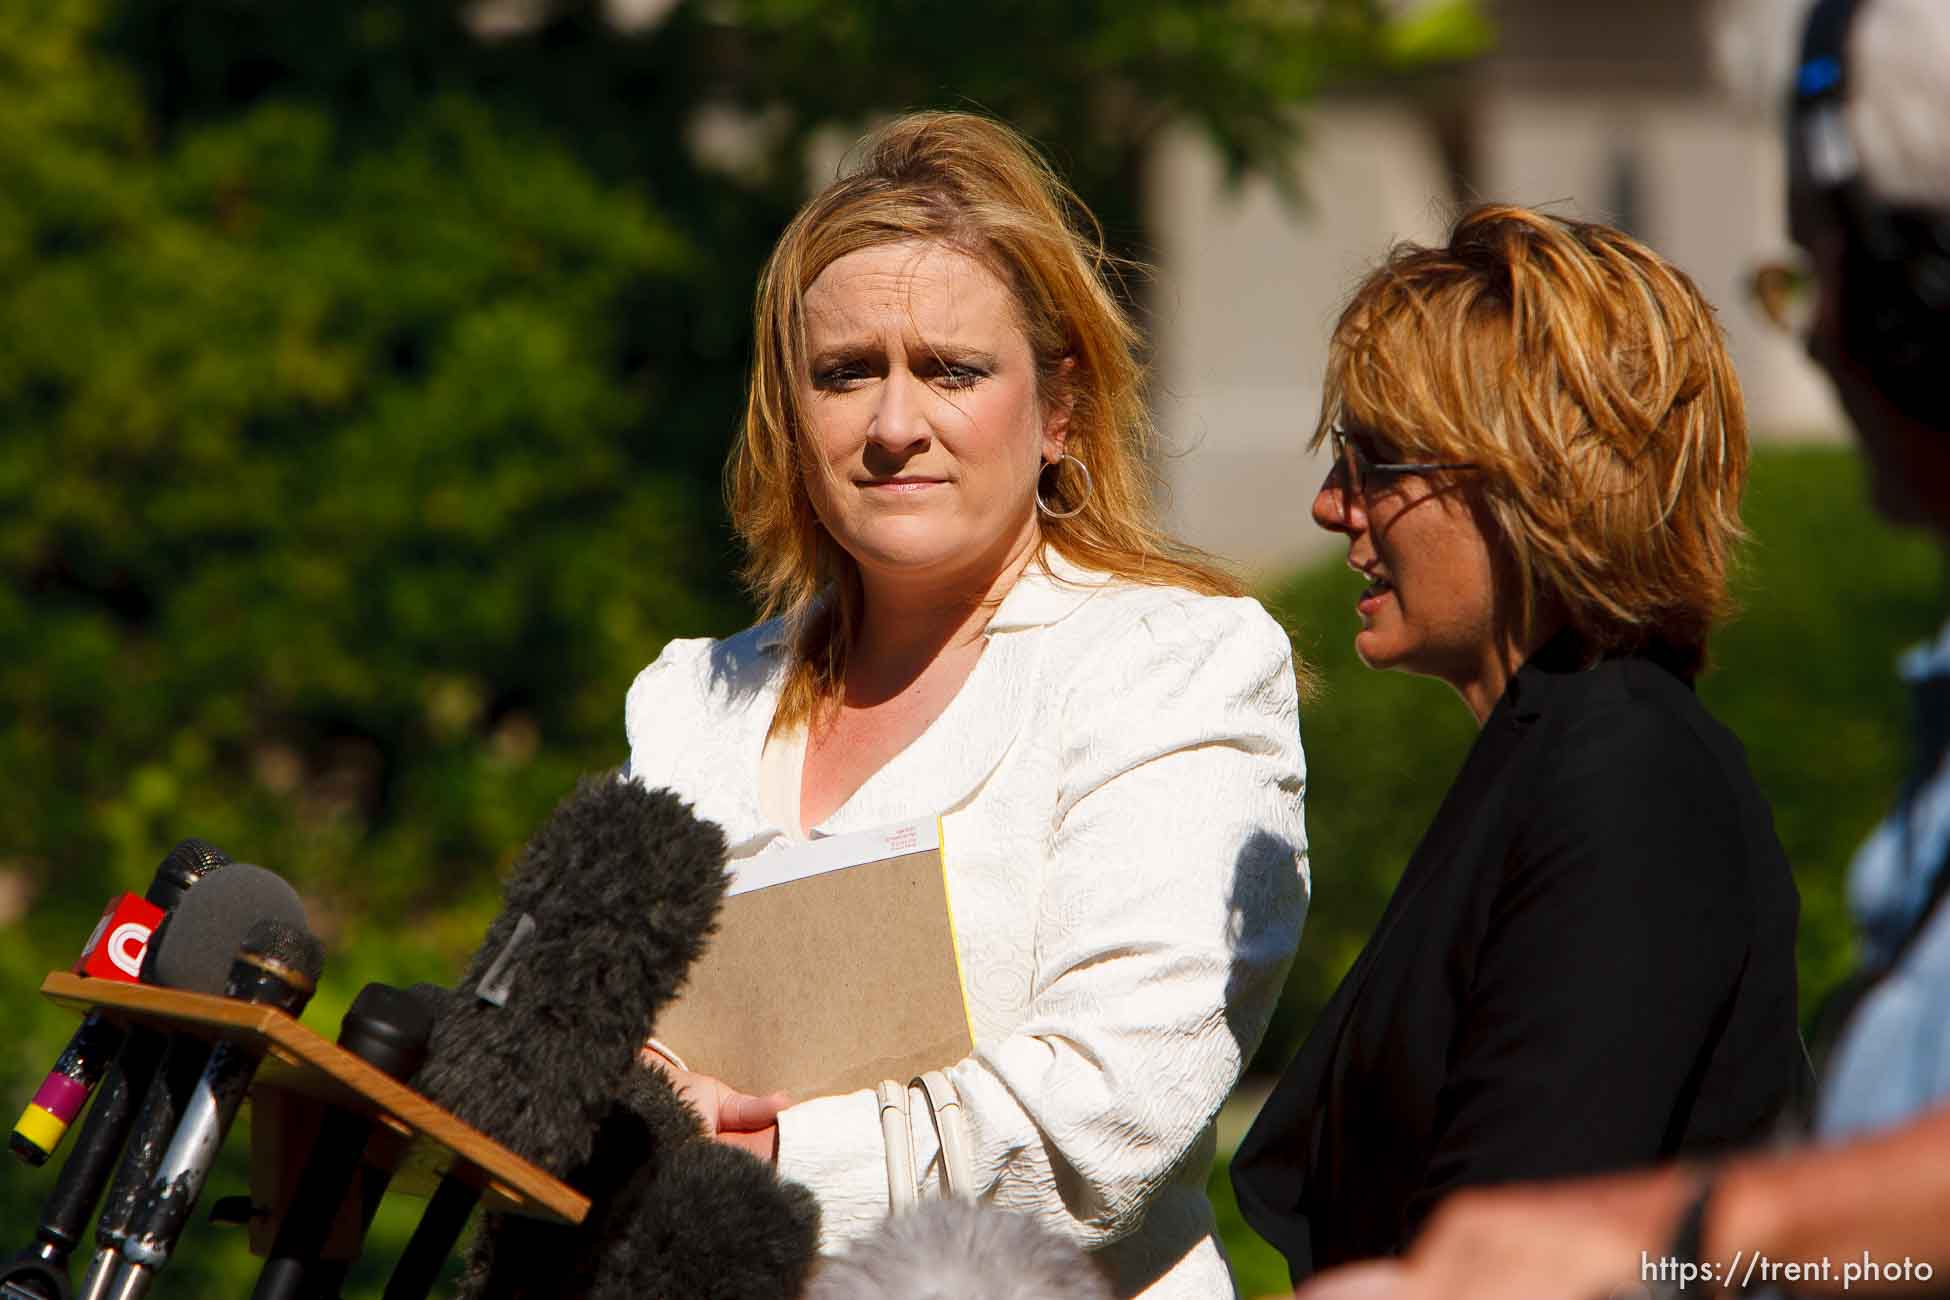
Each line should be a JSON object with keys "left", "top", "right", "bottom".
{"left": 1473, "top": 87, "right": 1843, "bottom": 440}
{"left": 1147, "top": 105, "right": 1453, "bottom": 578}
{"left": 1147, "top": 0, "right": 1847, "bottom": 579}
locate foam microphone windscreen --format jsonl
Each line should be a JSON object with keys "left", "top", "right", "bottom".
{"left": 411, "top": 771, "right": 729, "bottom": 1176}
{"left": 144, "top": 863, "right": 310, "bottom": 996}
{"left": 460, "top": 1066, "right": 820, "bottom": 1300}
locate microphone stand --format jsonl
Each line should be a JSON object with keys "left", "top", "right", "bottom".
{"left": 381, "top": 1176, "right": 481, "bottom": 1300}
{"left": 250, "top": 983, "right": 431, "bottom": 1300}
{"left": 102, "top": 924, "right": 322, "bottom": 1300}
{"left": 0, "top": 1034, "right": 167, "bottom": 1300}
{"left": 0, "top": 844, "right": 231, "bottom": 1300}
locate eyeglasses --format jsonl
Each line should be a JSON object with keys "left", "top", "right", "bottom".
{"left": 1330, "top": 429, "right": 1479, "bottom": 497}
{"left": 1747, "top": 256, "right": 1818, "bottom": 338}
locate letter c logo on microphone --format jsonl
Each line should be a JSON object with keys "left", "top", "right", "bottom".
{"left": 107, "top": 922, "right": 151, "bottom": 979}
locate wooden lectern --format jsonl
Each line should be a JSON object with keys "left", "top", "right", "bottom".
{"left": 38, "top": 972, "right": 587, "bottom": 1263}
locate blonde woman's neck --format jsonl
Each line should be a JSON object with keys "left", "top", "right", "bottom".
{"left": 846, "top": 527, "right": 1041, "bottom": 690}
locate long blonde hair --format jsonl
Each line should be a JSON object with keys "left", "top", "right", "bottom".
{"left": 730, "top": 111, "right": 1246, "bottom": 732}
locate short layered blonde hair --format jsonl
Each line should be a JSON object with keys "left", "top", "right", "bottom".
{"left": 1316, "top": 204, "right": 1749, "bottom": 679}
{"left": 730, "top": 111, "right": 1244, "bottom": 730}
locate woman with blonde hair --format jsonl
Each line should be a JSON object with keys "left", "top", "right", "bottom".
{"left": 1231, "top": 204, "right": 1801, "bottom": 1282}
{"left": 623, "top": 111, "right": 1308, "bottom": 1297}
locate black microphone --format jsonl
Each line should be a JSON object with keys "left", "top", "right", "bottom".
{"left": 270, "top": 985, "right": 456, "bottom": 1300}
{"left": 71, "top": 866, "right": 308, "bottom": 1300}
{"left": 105, "top": 920, "right": 325, "bottom": 1300}
{"left": 248, "top": 982, "right": 434, "bottom": 1300}
{"left": 382, "top": 771, "right": 732, "bottom": 1300}
{"left": 10, "top": 839, "right": 230, "bottom": 1166}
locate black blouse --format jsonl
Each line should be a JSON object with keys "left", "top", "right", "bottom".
{"left": 1231, "top": 646, "right": 1803, "bottom": 1282}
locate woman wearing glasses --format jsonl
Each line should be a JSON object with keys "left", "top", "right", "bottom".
{"left": 1230, "top": 204, "right": 1803, "bottom": 1283}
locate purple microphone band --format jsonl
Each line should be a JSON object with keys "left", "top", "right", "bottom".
{"left": 31, "top": 1073, "right": 89, "bottom": 1122}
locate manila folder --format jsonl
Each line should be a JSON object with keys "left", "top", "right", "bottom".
{"left": 654, "top": 817, "right": 973, "bottom": 1101}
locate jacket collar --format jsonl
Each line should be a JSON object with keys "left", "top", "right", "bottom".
{"left": 985, "top": 547, "right": 1114, "bottom": 633}
{"left": 725, "top": 549, "right": 1112, "bottom": 846}
{"left": 1494, "top": 626, "right": 1597, "bottom": 725}
{"left": 751, "top": 547, "right": 1112, "bottom": 653}
{"left": 817, "top": 548, "right": 1112, "bottom": 835}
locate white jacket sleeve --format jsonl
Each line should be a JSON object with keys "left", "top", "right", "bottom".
{"left": 776, "top": 596, "right": 1309, "bottom": 1249}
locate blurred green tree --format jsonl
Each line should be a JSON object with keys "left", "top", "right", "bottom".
{"left": 1, "top": 0, "right": 1477, "bottom": 948}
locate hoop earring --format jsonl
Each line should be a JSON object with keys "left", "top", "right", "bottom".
{"left": 1035, "top": 453, "right": 1092, "bottom": 520}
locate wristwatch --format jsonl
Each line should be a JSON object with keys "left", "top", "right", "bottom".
{"left": 1643, "top": 1169, "right": 1719, "bottom": 1300}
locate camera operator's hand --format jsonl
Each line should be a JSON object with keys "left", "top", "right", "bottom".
{"left": 1292, "top": 1168, "right": 1694, "bottom": 1300}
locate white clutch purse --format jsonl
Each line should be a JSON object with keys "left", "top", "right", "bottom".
{"left": 876, "top": 1070, "right": 974, "bottom": 1212}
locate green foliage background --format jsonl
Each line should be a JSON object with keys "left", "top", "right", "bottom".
{"left": 0, "top": 0, "right": 1932, "bottom": 1295}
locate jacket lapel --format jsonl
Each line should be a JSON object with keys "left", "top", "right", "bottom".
{"left": 801, "top": 549, "right": 1114, "bottom": 837}
{"left": 670, "top": 623, "right": 789, "bottom": 857}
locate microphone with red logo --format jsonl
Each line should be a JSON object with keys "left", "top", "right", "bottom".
{"left": 10, "top": 841, "right": 230, "bottom": 1168}
{"left": 72, "top": 895, "right": 164, "bottom": 983}
{"left": 68, "top": 867, "right": 308, "bottom": 1300}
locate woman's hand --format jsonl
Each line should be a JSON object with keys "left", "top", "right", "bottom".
{"left": 640, "top": 1045, "right": 787, "bottom": 1163}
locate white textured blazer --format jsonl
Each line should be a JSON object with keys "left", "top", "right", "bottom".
{"left": 623, "top": 550, "right": 1309, "bottom": 1298}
